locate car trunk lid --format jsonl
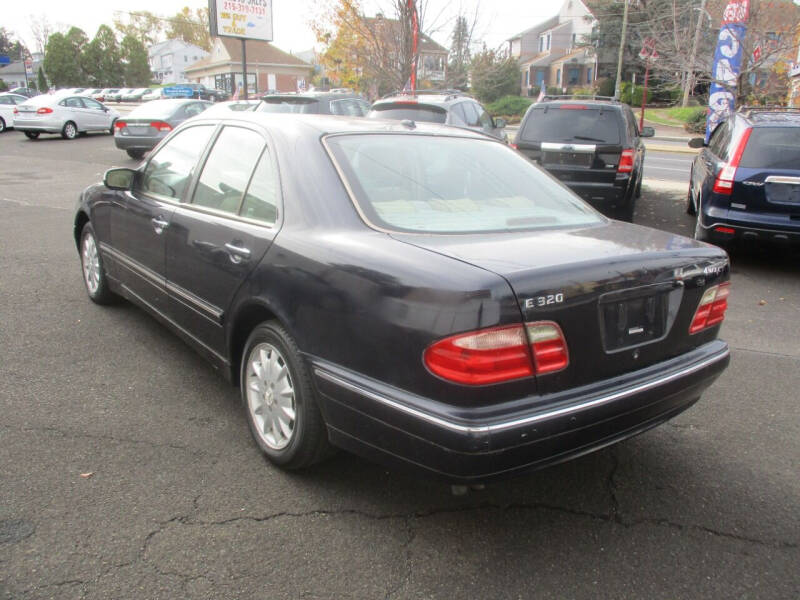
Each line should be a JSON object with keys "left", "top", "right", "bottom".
{"left": 392, "top": 221, "right": 729, "bottom": 394}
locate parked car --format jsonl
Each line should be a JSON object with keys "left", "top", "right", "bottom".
{"left": 141, "top": 88, "right": 165, "bottom": 102}
{"left": 113, "top": 98, "right": 211, "bottom": 158}
{"left": 122, "top": 88, "right": 151, "bottom": 102}
{"left": 74, "top": 113, "right": 731, "bottom": 482}
{"left": 687, "top": 107, "right": 800, "bottom": 247}
{"left": 0, "top": 93, "right": 27, "bottom": 132}
{"left": 369, "top": 90, "right": 507, "bottom": 142}
{"left": 513, "top": 97, "right": 654, "bottom": 221}
{"left": 80, "top": 88, "right": 103, "bottom": 98}
{"left": 107, "top": 88, "right": 134, "bottom": 102}
{"left": 254, "top": 91, "right": 370, "bottom": 116}
{"left": 9, "top": 87, "right": 36, "bottom": 98}
{"left": 14, "top": 94, "right": 119, "bottom": 140}
{"left": 165, "top": 83, "right": 228, "bottom": 102}
{"left": 194, "top": 99, "right": 258, "bottom": 118}
{"left": 93, "top": 88, "right": 119, "bottom": 102}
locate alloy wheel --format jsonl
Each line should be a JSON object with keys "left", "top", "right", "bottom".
{"left": 245, "top": 343, "right": 296, "bottom": 450}
{"left": 82, "top": 233, "right": 101, "bottom": 294}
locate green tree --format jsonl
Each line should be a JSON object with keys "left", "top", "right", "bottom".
{"left": 469, "top": 47, "right": 519, "bottom": 104}
{"left": 43, "top": 29, "right": 87, "bottom": 87}
{"left": 113, "top": 11, "right": 163, "bottom": 47}
{"left": 167, "top": 7, "right": 211, "bottom": 51}
{"left": 37, "top": 66, "right": 48, "bottom": 91}
{"left": 84, "top": 25, "right": 123, "bottom": 87}
{"left": 446, "top": 15, "right": 473, "bottom": 90}
{"left": 121, "top": 35, "right": 152, "bottom": 86}
{"left": 0, "top": 79, "right": 7, "bottom": 91}
{"left": 0, "top": 27, "right": 25, "bottom": 58}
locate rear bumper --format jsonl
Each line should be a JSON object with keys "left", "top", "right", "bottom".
{"left": 700, "top": 205, "right": 800, "bottom": 244}
{"left": 555, "top": 174, "right": 633, "bottom": 206}
{"left": 14, "top": 116, "right": 64, "bottom": 133}
{"left": 311, "top": 340, "right": 730, "bottom": 482}
{"left": 114, "top": 134, "right": 162, "bottom": 151}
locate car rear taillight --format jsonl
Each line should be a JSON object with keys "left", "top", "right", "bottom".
{"left": 618, "top": 149, "right": 634, "bottom": 173}
{"left": 712, "top": 128, "right": 752, "bottom": 195}
{"left": 114, "top": 120, "right": 127, "bottom": 130}
{"left": 510, "top": 142, "right": 518, "bottom": 150}
{"left": 423, "top": 321, "right": 569, "bottom": 385}
{"left": 689, "top": 282, "right": 730, "bottom": 334}
{"left": 37, "top": 107, "right": 53, "bottom": 114}
{"left": 150, "top": 121, "right": 172, "bottom": 132}
{"left": 13, "top": 108, "right": 19, "bottom": 114}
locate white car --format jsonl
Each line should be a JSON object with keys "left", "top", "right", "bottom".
{"left": 0, "top": 93, "right": 28, "bottom": 133}
{"left": 14, "top": 94, "right": 120, "bottom": 140}
{"left": 192, "top": 99, "right": 259, "bottom": 118}
{"left": 140, "top": 88, "right": 165, "bottom": 102}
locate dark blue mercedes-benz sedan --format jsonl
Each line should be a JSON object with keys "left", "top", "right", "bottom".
{"left": 688, "top": 107, "right": 800, "bottom": 247}
{"left": 74, "top": 113, "right": 731, "bottom": 482}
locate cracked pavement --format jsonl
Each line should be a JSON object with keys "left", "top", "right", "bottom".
{"left": 0, "top": 134, "right": 798, "bottom": 599}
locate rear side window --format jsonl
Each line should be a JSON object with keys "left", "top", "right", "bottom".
{"left": 326, "top": 134, "right": 601, "bottom": 233}
{"left": 192, "top": 127, "right": 265, "bottom": 214}
{"left": 708, "top": 121, "right": 731, "bottom": 160}
{"left": 256, "top": 97, "right": 320, "bottom": 114}
{"left": 739, "top": 128, "right": 800, "bottom": 169}
{"left": 141, "top": 125, "right": 215, "bottom": 199}
{"left": 240, "top": 149, "right": 279, "bottom": 224}
{"left": 520, "top": 106, "right": 621, "bottom": 144}
{"left": 368, "top": 104, "right": 447, "bottom": 124}
{"left": 330, "top": 99, "right": 366, "bottom": 116}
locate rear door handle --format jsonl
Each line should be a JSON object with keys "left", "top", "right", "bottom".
{"left": 151, "top": 216, "right": 169, "bottom": 233}
{"left": 224, "top": 242, "right": 251, "bottom": 264}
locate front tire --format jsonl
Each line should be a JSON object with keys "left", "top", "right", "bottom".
{"left": 241, "top": 321, "right": 333, "bottom": 470}
{"left": 62, "top": 121, "right": 78, "bottom": 140}
{"left": 79, "top": 223, "right": 117, "bottom": 305}
{"left": 109, "top": 119, "right": 117, "bottom": 135}
{"left": 24, "top": 131, "right": 39, "bottom": 139}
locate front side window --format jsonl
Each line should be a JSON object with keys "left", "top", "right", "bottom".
{"left": 326, "top": 134, "right": 601, "bottom": 234}
{"left": 192, "top": 126, "right": 264, "bottom": 214}
{"left": 82, "top": 97, "right": 103, "bottom": 110}
{"left": 141, "top": 125, "right": 215, "bottom": 199}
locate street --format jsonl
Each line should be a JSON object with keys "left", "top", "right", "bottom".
{"left": 1, "top": 130, "right": 798, "bottom": 599}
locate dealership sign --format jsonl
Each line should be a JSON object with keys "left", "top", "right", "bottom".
{"left": 209, "top": 0, "right": 273, "bottom": 42}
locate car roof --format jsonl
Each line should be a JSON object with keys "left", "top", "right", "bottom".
{"left": 533, "top": 98, "right": 623, "bottom": 110}
{"left": 374, "top": 91, "right": 470, "bottom": 106}
{"left": 737, "top": 109, "right": 800, "bottom": 127}
{"left": 261, "top": 91, "right": 364, "bottom": 101}
{"left": 185, "top": 112, "right": 494, "bottom": 140}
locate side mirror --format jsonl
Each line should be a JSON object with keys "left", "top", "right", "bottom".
{"left": 640, "top": 126, "right": 655, "bottom": 138}
{"left": 104, "top": 167, "right": 136, "bottom": 190}
{"left": 494, "top": 117, "right": 507, "bottom": 129}
{"left": 688, "top": 137, "right": 706, "bottom": 149}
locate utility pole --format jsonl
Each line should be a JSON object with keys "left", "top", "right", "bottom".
{"left": 613, "top": 0, "right": 630, "bottom": 100}
{"left": 683, "top": 0, "right": 708, "bottom": 107}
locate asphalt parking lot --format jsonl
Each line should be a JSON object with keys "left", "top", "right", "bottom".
{"left": 1, "top": 130, "right": 798, "bottom": 600}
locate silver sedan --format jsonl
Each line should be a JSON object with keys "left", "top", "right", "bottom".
{"left": 14, "top": 94, "right": 120, "bottom": 140}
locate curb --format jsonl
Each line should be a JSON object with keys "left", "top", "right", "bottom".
{"left": 645, "top": 143, "right": 698, "bottom": 154}
{"left": 652, "top": 135, "right": 693, "bottom": 143}
{"left": 642, "top": 178, "right": 689, "bottom": 193}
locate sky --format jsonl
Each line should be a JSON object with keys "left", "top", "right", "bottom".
{"left": 3, "top": 0, "right": 563, "bottom": 56}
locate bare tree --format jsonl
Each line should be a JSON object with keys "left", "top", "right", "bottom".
{"left": 29, "top": 14, "right": 59, "bottom": 55}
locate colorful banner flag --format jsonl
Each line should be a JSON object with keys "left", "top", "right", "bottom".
{"left": 705, "top": 0, "right": 750, "bottom": 142}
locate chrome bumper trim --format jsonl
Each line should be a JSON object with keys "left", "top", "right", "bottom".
{"left": 315, "top": 347, "right": 730, "bottom": 435}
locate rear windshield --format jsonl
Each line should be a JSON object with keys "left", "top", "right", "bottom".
{"left": 255, "top": 97, "right": 321, "bottom": 114}
{"left": 326, "top": 134, "right": 601, "bottom": 234}
{"left": 740, "top": 128, "right": 800, "bottom": 169}
{"left": 128, "top": 100, "right": 181, "bottom": 119}
{"left": 520, "top": 106, "right": 621, "bottom": 144}
{"left": 368, "top": 104, "right": 447, "bottom": 124}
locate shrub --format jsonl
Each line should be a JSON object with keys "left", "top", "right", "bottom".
{"left": 486, "top": 95, "right": 533, "bottom": 117}
{"left": 684, "top": 108, "right": 708, "bottom": 134}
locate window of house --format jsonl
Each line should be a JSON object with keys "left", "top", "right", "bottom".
{"left": 572, "top": 33, "right": 577, "bottom": 48}
{"left": 587, "top": 68, "right": 592, "bottom": 84}
{"left": 539, "top": 37, "right": 544, "bottom": 52}
{"left": 546, "top": 34, "right": 551, "bottom": 50}
{"left": 556, "top": 69, "right": 561, "bottom": 84}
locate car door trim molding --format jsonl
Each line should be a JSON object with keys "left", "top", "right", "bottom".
{"left": 313, "top": 345, "right": 730, "bottom": 435}
{"left": 99, "top": 242, "right": 163, "bottom": 291}
{"left": 165, "top": 280, "right": 224, "bottom": 325}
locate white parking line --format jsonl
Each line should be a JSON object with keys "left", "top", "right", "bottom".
{"left": 645, "top": 166, "right": 689, "bottom": 173}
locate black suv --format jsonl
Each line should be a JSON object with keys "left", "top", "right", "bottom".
{"left": 514, "top": 97, "right": 654, "bottom": 220}
{"left": 687, "top": 107, "right": 800, "bottom": 247}
{"left": 254, "top": 91, "right": 370, "bottom": 116}
{"left": 368, "top": 90, "right": 507, "bottom": 141}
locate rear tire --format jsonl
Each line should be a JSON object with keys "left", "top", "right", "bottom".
{"left": 240, "top": 321, "right": 334, "bottom": 470}
{"left": 686, "top": 187, "right": 697, "bottom": 216}
{"left": 61, "top": 121, "right": 78, "bottom": 140}
{"left": 126, "top": 149, "right": 145, "bottom": 160}
{"left": 0, "top": 117, "right": 6, "bottom": 133}
{"left": 24, "top": 131, "right": 39, "bottom": 139}
{"left": 79, "top": 223, "right": 117, "bottom": 305}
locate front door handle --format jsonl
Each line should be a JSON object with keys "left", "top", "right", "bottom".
{"left": 151, "top": 216, "right": 169, "bottom": 234}
{"left": 224, "top": 242, "right": 251, "bottom": 264}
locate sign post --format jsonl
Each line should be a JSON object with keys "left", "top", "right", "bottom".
{"left": 638, "top": 38, "right": 658, "bottom": 131}
{"left": 209, "top": 0, "right": 273, "bottom": 99}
